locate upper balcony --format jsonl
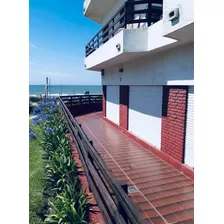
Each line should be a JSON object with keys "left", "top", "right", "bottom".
{"left": 84, "top": 0, "right": 173, "bottom": 71}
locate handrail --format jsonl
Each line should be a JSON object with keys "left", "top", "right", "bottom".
{"left": 60, "top": 94, "right": 102, "bottom": 107}
{"left": 59, "top": 97, "right": 146, "bottom": 224}
{"left": 85, "top": 0, "right": 163, "bottom": 57}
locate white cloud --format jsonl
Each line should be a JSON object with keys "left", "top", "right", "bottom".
{"left": 29, "top": 43, "right": 37, "bottom": 48}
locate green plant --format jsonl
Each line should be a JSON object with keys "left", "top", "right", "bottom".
{"left": 30, "top": 96, "right": 40, "bottom": 103}
{"left": 29, "top": 120, "right": 48, "bottom": 224}
{"left": 45, "top": 184, "right": 90, "bottom": 224}
{"left": 31, "top": 97, "right": 90, "bottom": 223}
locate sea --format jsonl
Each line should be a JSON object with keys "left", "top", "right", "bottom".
{"left": 29, "top": 85, "right": 102, "bottom": 96}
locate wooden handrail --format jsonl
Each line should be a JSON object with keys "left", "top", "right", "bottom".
{"left": 60, "top": 94, "right": 102, "bottom": 107}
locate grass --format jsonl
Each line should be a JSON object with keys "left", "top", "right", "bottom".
{"left": 29, "top": 120, "right": 47, "bottom": 224}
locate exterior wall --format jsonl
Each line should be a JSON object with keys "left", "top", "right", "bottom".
{"left": 184, "top": 86, "right": 194, "bottom": 167}
{"left": 128, "top": 86, "right": 163, "bottom": 149}
{"left": 119, "top": 86, "right": 129, "bottom": 129}
{"left": 123, "top": 28, "right": 148, "bottom": 52}
{"left": 85, "top": 28, "right": 149, "bottom": 70}
{"left": 102, "top": 43, "right": 194, "bottom": 86}
{"left": 161, "top": 86, "right": 188, "bottom": 162}
{"left": 85, "top": 30, "right": 124, "bottom": 69}
{"left": 85, "top": 21, "right": 179, "bottom": 71}
{"left": 147, "top": 20, "right": 177, "bottom": 52}
{"left": 102, "top": 85, "right": 107, "bottom": 117}
{"left": 163, "top": 0, "right": 194, "bottom": 36}
{"left": 106, "top": 86, "right": 120, "bottom": 124}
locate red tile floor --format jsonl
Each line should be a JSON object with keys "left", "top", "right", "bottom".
{"left": 76, "top": 112, "right": 194, "bottom": 224}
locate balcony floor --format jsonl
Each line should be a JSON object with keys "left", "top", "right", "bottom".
{"left": 76, "top": 112, "right": 194, "bottom": 224}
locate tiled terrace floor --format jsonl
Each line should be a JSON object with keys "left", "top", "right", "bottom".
{"left": 76, "top": 112, "right": 194, "bottom": 224}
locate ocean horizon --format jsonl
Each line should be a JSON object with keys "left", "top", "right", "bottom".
{"left": 29, "top": 85, "right": 102, "bottom": 96}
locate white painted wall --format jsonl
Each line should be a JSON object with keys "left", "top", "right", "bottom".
{"left": 184, "top": 86, "right": 194, "bottom": 167}
{"left": 85, "top": 22, "right": 179, "bottom": 70}
{"left": 129, "top": 86, "right": 163, "bottom": 149}
{"left": 102, "top": 43, "right": 194, "bottom": 86}
{"left": 106, "top": 86, "right": 120, "bottom": 124}
{"left": 147, "top": 20, "right": 176, "bottom": 52}
{"left": 123, "top": 28, "right": 148, "bottom": 52}
{"left": 85, "top": 28, "right": 149, "bottom": 70}
{"left": 85, "top": 31, "right": 124, "bottom": 69}
{"left": 163, "top": 0, "right": 194, "bottom": 37}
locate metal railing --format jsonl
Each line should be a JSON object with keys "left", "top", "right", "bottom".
{"left": 85, "top": 0, "right": 163, "bottom": 57}
{"left": 59, "top": 97, "right": 146, "bottom": 224}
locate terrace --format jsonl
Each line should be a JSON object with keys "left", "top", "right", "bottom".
{"left": 60, "top": 95, "right": 194, "bottom": 224}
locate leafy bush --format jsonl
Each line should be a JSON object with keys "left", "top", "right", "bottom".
{"left": 45, "top": 184, "right": 89, "bottom": 224}
{"left": 30, "top": 96, "right": 40, "bottom": 103}
{"left": 30, "top": 97, "right": 90, "bottom": 223}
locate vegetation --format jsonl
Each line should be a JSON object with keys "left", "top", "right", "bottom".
{"left": 30, "top": 96, "right": 41, "bottom": 103}
{"left": 29, "top": 119, "right": 48, "bottom": 223}
{"left": 29, "top": 98, "right": 90, "bottom": 224}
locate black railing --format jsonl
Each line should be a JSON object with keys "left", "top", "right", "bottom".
{"left": 59, "top": 97, "right": 146, "bottom": 224}
{"left": 85, "top": 0, "right": 163, "bottom": 57}
{"left": 60, "top": 94, "right": 102, "bottom": 107}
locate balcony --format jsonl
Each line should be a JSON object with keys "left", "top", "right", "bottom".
{"left": 86, "top": 0, "right": 163, "bottom": 57}
{"left": 84, "top": 0, "right": 171, "bottom": 71}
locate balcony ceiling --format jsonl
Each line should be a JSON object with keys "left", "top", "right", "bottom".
{"left": 84, "top": 0, "right": 118, "bottom": 24}
{"left": 164, "top": 22, "right": 194, "bottom": 43}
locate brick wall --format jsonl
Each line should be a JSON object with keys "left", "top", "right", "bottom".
{"left": 102, "top": 85, "right": 107, "bottom": 117}
{"left": 119, "top": 86, "right": 129, "bottom": 130}
{"left": 161, "top": 86, "right": 188, "bottom": 162}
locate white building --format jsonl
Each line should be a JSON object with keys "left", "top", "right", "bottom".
{"left": 83, "top": 0, "right": 194, "bottom": 175}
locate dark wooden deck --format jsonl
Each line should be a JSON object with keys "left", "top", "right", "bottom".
{"left": 76, "top": 112, "right": 194, "bottom": 224}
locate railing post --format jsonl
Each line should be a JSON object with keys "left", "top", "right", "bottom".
{"left": 79, "top": 96, "right": 82, "bottom": 104}
{"left": 70, "top": 96, "right": 73, "bottom": 106}
{"left": 97, "top": 34, "right": 99, "bottom": 48}
{"left": 147, "top": 0, "right": 152, "bottom": 27}
{"left": 124, "top": 2, "right": 127, "bottom": 28}
{"left": 112, "top": 18, "right": 115, "bottom": 37}
{"left": 118, "top": 183, "right": 129, "bottom": 223}
{"left": 102, "top": 24, "right": 109, "bottom": 44}
{"left": 125, "top": 0, "right": 134, "bottom": 28}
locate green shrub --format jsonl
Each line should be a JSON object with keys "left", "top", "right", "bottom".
{"left": 30, "top": 98, "right": 90, "bottom": 223}
{"left": 45, "top": 184, "right": 90, "bottom": 224}
{"left": 30, "top": 96, "right": 40, "bottom": 103}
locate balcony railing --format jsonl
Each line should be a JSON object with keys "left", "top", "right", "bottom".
{"left": 60, "top": 94, "right": 102, "bottom": 107}
{"left": 85, "top": 0, "right": 163, "bottom": 57}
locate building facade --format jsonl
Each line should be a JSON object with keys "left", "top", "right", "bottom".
{"left": 84, "top": 0, "right": 194, "bottom": 176}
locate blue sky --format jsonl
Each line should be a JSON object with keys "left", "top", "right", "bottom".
{"left": 29, "top": 0, "right": 101, "bottom": 85}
